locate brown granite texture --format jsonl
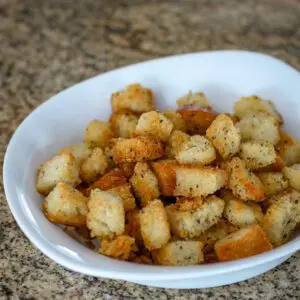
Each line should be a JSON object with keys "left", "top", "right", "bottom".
{"left": 1, "top": 0, "right": 300, "bottom": 299}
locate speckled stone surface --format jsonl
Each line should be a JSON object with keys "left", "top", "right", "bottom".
{"left": 1, "top": 0, "right": 300, "bottom": 299}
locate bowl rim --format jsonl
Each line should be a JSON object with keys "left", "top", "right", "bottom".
{"left": 3, "top": 50, "right": 300, "bottom": 281}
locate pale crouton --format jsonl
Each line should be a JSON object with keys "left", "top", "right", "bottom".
{"left": 111, "top": 83, "right": 154, "bottom": 113}
{"left": 165, "top": 130, "right": 190, "bottom": 158}
{"left": 206, "top": 113, "right": 241, "bottom": 159}
{"left": 60, "top": 144, "right": 91, "bottom": 165}
{"left": 277, "top": 130, "right": 300, "bottom": 166}
{"left": 135, "top": 111, "right": 173, "bottom": 142}
{"left": 215, "top": 224, "right": 272, "bottom": 261}
{"left": 112, "top": 136, "right": 164, "bottom": 164}
{"left": 84, "top": 120, "right": 115, "bottom": 148}
{"left": 108, "top": 183, "right": 136, "bottom": 212}
{"left": 163, "top": 111, "right": 186, "bottom": 131}
{"left": 36, "top": 153, "right": 81, "bottom": 195}
{"left": 86, "top": 189, "right": 125, "bottom": 238}
{"left": 80, "top": 148, "right": 108, "bottom": 182}
{"left": 43, "top": 182, "right": 88, "bottom": 226}
{"left": 224, "top": 199, "right": 263, "bottom": 228}
{"left": 256, "top": 172, "right": 288, "bottom": 196}
{"left": 177, "top": 91, "right": 210, "bottom": 108}
{"left": 139, "top": 199, "right": 171, "bottom": 250}
{"left": 228, "top": 157, "right": 265, "bottom": 202}
{"left": 239, "top": 141, "right": 276, "bottom": 170}
{"left": 176, "top": 135, "right": 216, "bottom": 165}
{"left": 174, "top": 166, "right": 228, "bottom": 197}
{"left": 166, "top": 196, "right": 225, "bottom": 239}
{"left": 152, "top": 240, "right": 204, "bottom": 266}
{"left": 283, "top": 164, "right": 300, "bottom": 190}
{"left": 236, "top": 111, "right": 280, "bottom": 145}
{"left": 110, "top": 110, "right": 138, "bottom": 138}
{"left": 130, "top": 162, "right": 160, "bottom": 207}
{"left": 125, "top": 209, "right": 143, "bottom": 246}
{"left": 261, "top": 189, "right": 300, "bottom": 245}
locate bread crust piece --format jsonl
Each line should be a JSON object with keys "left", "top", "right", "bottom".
{"left": 214, "top": 224, "right": 272, "bottom": 261}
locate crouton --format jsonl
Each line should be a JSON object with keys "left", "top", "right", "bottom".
{"left": 110, "top": 110, "right": 138, "bottom": 138}
{"left": 111, "top": 83, "right": 154, "bottom": 113}
{"left": 135, "top": 111, "right": 173, "bottom": 142}
{"left": 152, "top": 160, "right": 178, "bottom": 196}
{"left": 177, "top": 91, "right": 210, "bottom": 108}
{"left": 163, "top": 111, "right": 186, "bottom": 132}
{"left": 112, "top": 136, "right": 164, "bottom": 164}
{"left": 36, "top": 153, "right": 81, "bottom": 195}
{"left": 283, "top": 164, "right": 300, "bottom": 191}
{"left": 166, "top": 196, "right": 225, "bottom": 239}
{"left": 108, "top": 183, "right": 136, "bottom": 212}
{"left": 130, "top": 162, "right": 160, "bottom": 207}
{"left": 228, "top": 157, "right": 265, "bottom": 202}
{"left": 43, "top": 182, "right": 88, "bottom": 226}
{"left": 80, "top": 148, "right": 108, "bottom": 182}
{"left": 60, "top": 144, "right": 91, "bottom": 165}
{"left": 206, "top": 113, "right": 241, "bottom": 159}
{"left": 174, "top": 166, "right": 228, "bottom": 197}
{"left": 215, "top": 224, "right": 272, "bottom": 261}
{"left": 165, "top": 130, "right": 190, "bottom": 158}
{"left": 104, "top": 145, "right": 116, "bottom": 170}
{"left": 236, "top": 111, "right": 280, "bottom": 145}
{"left": 125, "top": 209, "right": 143, "bottom": 246}
{"left": 84, "top": 120, "right": 115, "bottom": 148}
{"left": 139, "top": 199, "right": 171, "bottom": 250}
{"left": 256, "top": 172, "right": 288, "bottom": 196}
{"left": 152, "top": 240, "right": 204, "bottom": 266}
{"left": 87, "top": 189, "right": 125, "bottom": 238}
{"left": 119, "top": 162, "right": 136, "bottom": 178}
{"left": 255, "top": 154, "right": 285, "bottom": 172}
{"left": 277, "top": 130, "right": 300, "bottom": 166}
{"left": 176, "top": 135, "right": 216, "bottom": 165}
{"left": 239, "top": 141, "right": 276, "bottom": 170}
{"left": 261, "top": 189, "right": 300, "bottom": 245}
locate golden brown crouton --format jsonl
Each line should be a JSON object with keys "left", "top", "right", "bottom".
{"left": 215, "top": 224, "right": 272, "bottom": 261}
{"left": 135, "top": 111, "right": 173, "bottom": 142}
{"left": 256, "top": 172, "right": 288, "bottom": 196}
{"left": 36, "top": 153, "right": 81, "bottom": 195}
{"left": 130, "top": 162, "right": 160, "bottom": 207}
{"left": 176, "top": 135, "right": 216, "bottom": 165}
{"left": 239, "top": 141, "right": 276, "bottom": 170}
{"left": 110, "top": 110, "right": 138, "bottom": 138}
{"left": 283, "top": 164, "right": 300, "bottom": 190}
{"left": 206, "top": 113, "right": 241, "bottom": 159}
{"left": 277, "top": 130, "right": 300, "bottom": 166}
{"left": 43, "top": 182, "right": 88, "bottom": 227}
{"left": 125, "top": 209, "right": 143, "bottom": 246}
{"left": 165, "top": 130, "right": 190, "bottom": 158}
{"left": 177, "top": 91, "right": 210, "bottom": 108}
{"left": 111, "top": 83, "right": 154, "bottom": 113}
{"left": 60, "top": 144, "right": 91, "bottom": 165}
{"left": 228, "top": 157, "right": 265, "bottom": 202}
{"left": 139, "top": 199, "right": 171, "bottom": 250}
{"left": 174, "top": 166, "right": 228, "bottom": 197}
{"left": 152, "top": 240, "right": 204, "bottom": 266}
{"left": 166, "top": 196, "right": 225, "bottom": 239}
{"left": 108, "top": 183, "right": 136, "bottom": 212}
{"left": 80, "top": 148, "right": 108, "bottom": 182}
{"left": 87, "top": 189, "right": 125, "bottom": 238}
{"left": 119, "top": 162, "right": 136, "bottom": 178}
{"left": 112, "top": 136, "right": 164, "bottom": 164}
{"left": 84, "top": 119, "right": 115, "bottom": 148}
{"left": 163, "top": 111, "right": 186, "bottom": 132}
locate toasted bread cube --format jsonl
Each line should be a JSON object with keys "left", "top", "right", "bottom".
{"left": 43, "top": 182, "right": 88, "bottom": 226}
{"left": 99, "top": 235, "right": 135, "bottom": 261}
{"left": 84, "top": 120, "right": 114, "bottom": 148}
{"left": 228, "top": 157, "right": 265, "bottom": 202}
{"left": 36, "top": 153, "right": 81, "bottom": 195}
{"left": 80, "top": 148, "right": 108, "bottom": 182}
{"left": 206, "top": 113, "right": 241, "bottom": 159}
{"left": 163, "top": 111, "right": 186, "bottom": 132}
{"left": 256, "top": 172, "right": 288, "bottom": 196}
{"left": 283, "top": 164, "right": 300, "bottom": 190}
{"left": 60, "top": 144, "right": 91, "bottom": 165}
{"left": 177, "top": 91, "right": 210, "bottom": 108}
{"left": 125, "top": 209, "right": 143, "bottom": 246}
{"left": 104, "top": 145, "right": 116, "bottom": 170}
{"left": 87, "top": 189, "right": 125, "bottom": 238}
{"left": 261, "top": 189, "right": 300, "bottom": 245}
{"left": 234, "top": 96, "right": 282, "bottom": 123}
{"left": 108, "top": 183, "right": 136, "bottom": 212}
{"left": 166, "top": 130, "right": 190, "bottom": 158}
{"left": 119, "top": 162, "right": 136, "bottom": 178}
{"left": 135, "top": 111, "right": 173, "bottom": 142}
{"left": 130, "top": 162, "right": 160, "bottom": 207}
{"left": 239, "top": 141, "right": 276, "bottom": 170}
{"left": 176, "top": 135, "right": 216, "bottom": 165}
{"left": 166, "top": 196, "right": 225, "bottom": 239}
{"left": 277, "top": 130, "right": 300, "bottom": 166}
{"left": 256, "top": 154, "right": 285, "bottom": 172}
{"left": 112, "top": 136, "right": 164, "bottom": 164}
{"left": 215, "top": 224, "right": 272, "bottom": 261}
{"left": 174, "top": 166, "right": 228, "bottom": 197}
{"left": 152, "top": 240, "right": 204, "bottom": 266}
{"left": 110, "top": 110, "right": 138, "bottom": 138}
{"left": 111, "top": 83, "right": 154, "bottom": 113}
{"left": 139, "top": 199, "right": 171, "bottom": 250}
{"left": 236, "top": 111, "right": 280, "bottom": 145}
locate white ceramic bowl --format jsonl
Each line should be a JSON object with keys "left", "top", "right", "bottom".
{"left": 3, "top": 50, "right": 300, "bottom": 289}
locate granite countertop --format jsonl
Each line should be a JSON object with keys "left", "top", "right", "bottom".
{"left": 1, "top": 0, "right": 300, "bottom": 298}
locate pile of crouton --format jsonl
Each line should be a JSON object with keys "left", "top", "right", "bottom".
{"left": 36, "top": 83, "right": 300, "bottom": 265}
